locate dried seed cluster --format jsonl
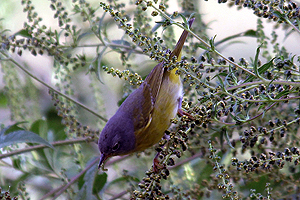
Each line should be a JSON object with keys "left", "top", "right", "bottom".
{"left": 225, "top": 0, "right": 300, "bottom": 26}
{"left": 232, "top": 147, "right": 300, "bottom": 173}
{"left": 49, "top": 90, "right": 99, "bottom": 139}
{"left": 102, "top": 66, "right": 143, "bottom": 86}
{"left": 132, "top": 115, "right": 195, "bottom": 199}
{"left": 1, "top": 0, "right": 92, "bottom": 71}
{"left": 208, "top": 142, "right": 239, "bottom": 199}
{"left": 0, "top": 187, "right": 18, "bottom": 200}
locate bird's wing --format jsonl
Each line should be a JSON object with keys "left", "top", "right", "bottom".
{"left": 132, "top": 18, "right": 195, "bottom": 133}
{"left": 133, "top": 62, "right": 165, "bottom": 132}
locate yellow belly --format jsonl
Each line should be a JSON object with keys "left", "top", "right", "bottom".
{"left": 135, "top": 70, "right": 182, "bottom": 151}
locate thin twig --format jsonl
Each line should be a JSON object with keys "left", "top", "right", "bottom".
{"left": 0, "top": 138, "right": 92, "bottom": 159}
{"left": 108, "top": 190, "right": 129, "bottom": 200}
{"left": 169, "top": 152, "right": 203, "bottom": 170}
{"left": 224, "top": 80, "right": 300, "bottom": 92}
{"left": 49, "top": 158, "right": 99, "bottom": 200}
{"left": 39, "top": 155, "right": 130, "bottom": 200}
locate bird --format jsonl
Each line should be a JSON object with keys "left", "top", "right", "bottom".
{"left": 98, "top": 18, "right": 194, "bottom": 170}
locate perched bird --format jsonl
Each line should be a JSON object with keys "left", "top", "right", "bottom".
{"left": 98, "top": 18, "right": 194, "bottom": 169}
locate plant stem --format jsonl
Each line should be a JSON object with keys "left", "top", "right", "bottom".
{"left": 0, "top": 138, "right": 92, "bottom": 159}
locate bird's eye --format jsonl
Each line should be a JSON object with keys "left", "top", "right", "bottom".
{"left": 112, "top": 142, "right": 120, "bottom": 151}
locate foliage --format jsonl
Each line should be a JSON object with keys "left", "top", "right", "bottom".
{"left": 1, "top": 0, "right": 300, "bottom": 199}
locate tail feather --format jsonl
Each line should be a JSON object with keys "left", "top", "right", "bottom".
{"left": 169, "top": 18, "right": 195, "bottom": 61}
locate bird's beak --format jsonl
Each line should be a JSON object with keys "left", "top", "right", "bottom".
{"left": 98, "top": 153, "right": 108, "bottom": 169}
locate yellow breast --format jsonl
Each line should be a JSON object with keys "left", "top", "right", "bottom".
{"left": 135, "top": 69, "right": 182, "bottom": 151}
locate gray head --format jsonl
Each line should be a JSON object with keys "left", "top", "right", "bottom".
{"left": 98, "top": 111, "right": 136, "bottom": 168}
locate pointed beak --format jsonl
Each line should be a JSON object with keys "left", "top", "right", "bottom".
{"left": 98, "top": 153, "right": 108, "bottom": 169}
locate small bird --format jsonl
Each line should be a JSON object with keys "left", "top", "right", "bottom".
{"left": 98, "top": 18, "right": 194, "bottom": 169}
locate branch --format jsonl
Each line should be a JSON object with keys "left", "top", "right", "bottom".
{"left": 0, "top": 138, "right": 92, "bottom": 159}
{"left": 49, "top": 157, "right": 99, "bottom": 200}
{"left": 169, "top": 152, "right": 203, "bottom": 170}
{"left": 39, "top": 155, "right": 130, "bottom": 200}
{"left": 108, "top": 190, "right": 129, "bottom": 200}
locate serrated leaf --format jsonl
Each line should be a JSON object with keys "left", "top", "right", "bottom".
{"left": 0, "top": 124, "right": 53, "bottom": 149}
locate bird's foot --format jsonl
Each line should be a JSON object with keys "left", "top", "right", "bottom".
{"left": 152, "top": 153, "right": 165, "bottom": 173}
{"left": 177, "top": 108, "right": 195, "bottom": 121}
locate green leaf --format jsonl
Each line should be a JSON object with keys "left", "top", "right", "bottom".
{"left": 14, "top": 29, "right": 32, "bottom": 38}
{"left": 223, "top": 128, "right": 235, "bottom": 149}
{"left": 214, "top": 74, "right": 226, "bottom": 90}
{"left": 214, "top": 29, "right": 257, "bottom": 47}
{"left": 0, "top": 123, "right": 53, "bottom": 149}
{"left": 45, "top": 109, "right": 66, "bottom": 141}
{"left": 77, "top": 158, "right": 105, "bottom": 200}
{"left": 243, "top": 29, "right": 257, "bottom": 37}
{"left": 178, "top": 13, "right": 188, "bottom": 28}
{"left": 253, "top": 45, "right": 261, "bottom": 77}
{"left": 30, "top": 147, "right": 55, "bottom": 174}
{"left": 30, "top": 119, "right": 48, "bottom": 138}
{"left": 93, "top": 173, "right": 107, "bottom": 195}
{"left": 12, "top": 157, "right": 22, "bottom": 170}
{"left": 209, "top": 35, "right": 217, "bottom": 51}
{"left": 108, "top": 174, "right": 140, "bottom": 186}
{"left": 2, "top": 122, "right": 25, "bottom": 133}
{"left": 274, "top": 90, "right": 290, "bottom": 99}
{"left": 273, "top": 10, "right": 286, "bottom": 21}
{"left": 0, "top": 91, "right": 8, "bottom": 107}
{"left": 111, "top": 39, "right": 131, "bottom": 49}
{"left": 244, "top": 55, "right": 275, "bottom": 83}
{"left": 196, "top": 44, "right": 210, "bottom": 51}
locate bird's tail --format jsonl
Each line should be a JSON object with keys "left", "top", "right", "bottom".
{"left": 169, "top": 18, "right": 195, "bottom": 62}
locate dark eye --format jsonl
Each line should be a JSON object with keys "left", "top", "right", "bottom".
{"left": 112, "top": 142, "right": 120, "bottom": 151}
